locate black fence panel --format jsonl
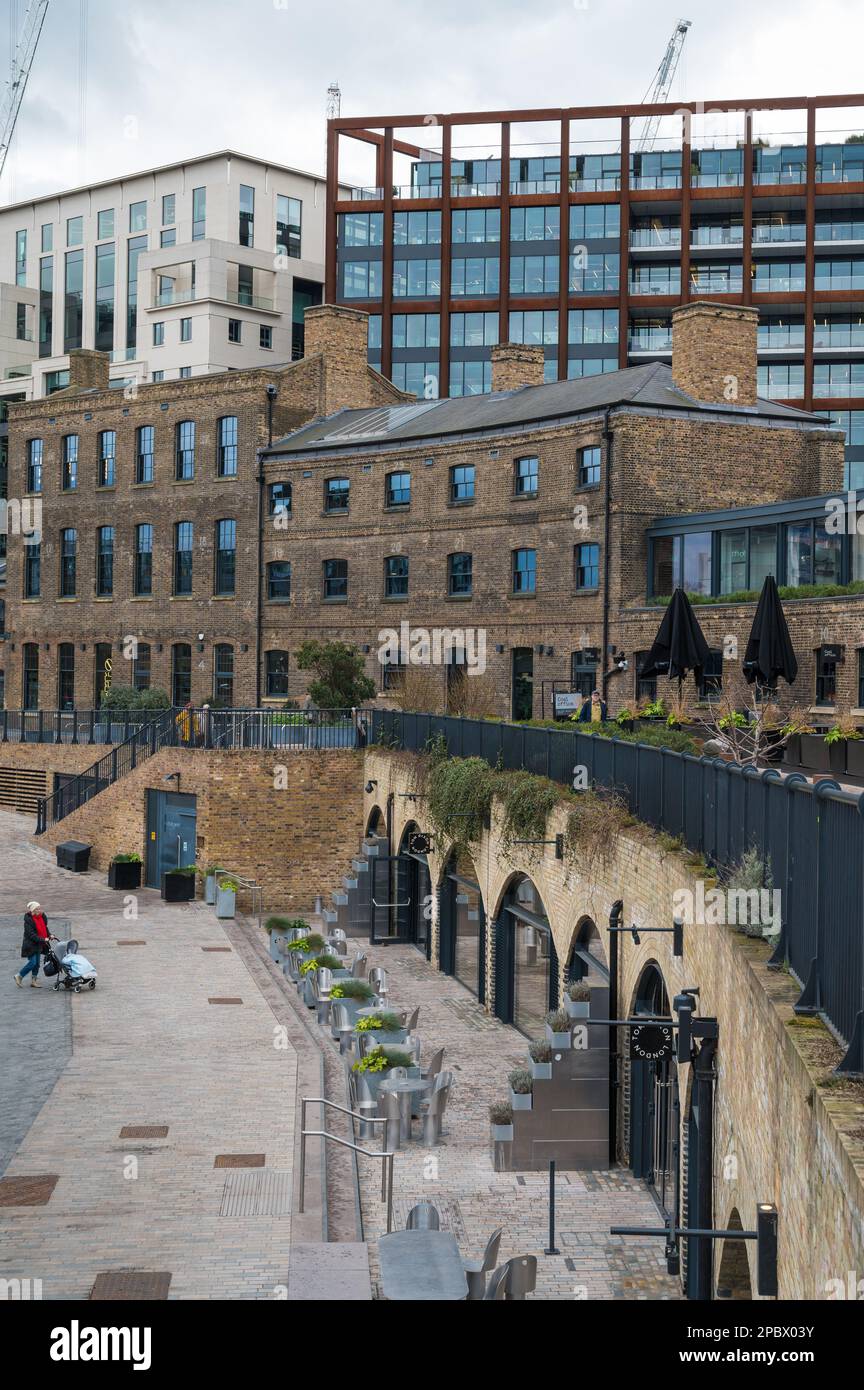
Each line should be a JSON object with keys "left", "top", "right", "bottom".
{"left": 661, "top": 749, "right": 685, "bottom": 840}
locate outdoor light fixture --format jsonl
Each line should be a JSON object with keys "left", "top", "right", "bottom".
{"left": 756, "top": 1204, "right": 779, "bottom": 1296}
{"left": 197, "top": 632, "right": 205, "bottom": 642}
{"left": 162, "top": 771, "right": 181, "bottom": 784}
{"left": 365, "top": 780, "right": 378, "bottom": 794}
{"left": 630, "top": 925, "right": 640, "bottom": 944}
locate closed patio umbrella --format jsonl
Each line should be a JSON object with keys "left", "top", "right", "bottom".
{"left": 638, "top": 586, "right": 712, "bottom": 690}
{"left": 742, "top": 574, "right": 798, "bottom": 688}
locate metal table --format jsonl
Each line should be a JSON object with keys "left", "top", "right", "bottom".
{"left": 378, "top": 1230, "right": 468, "bottom": 1301}
{"left": 378, "top": 1076, "right": 432, "bottom": 1143}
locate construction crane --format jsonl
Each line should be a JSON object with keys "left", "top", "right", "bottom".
{"left": 326, "top": 81, "right": 341, "bottom": 122}
{"left": 633, "top": 18, "right": 691, "bottom": 152}
{"left": 0, "top": 0, "right": 50, "bottom": 183}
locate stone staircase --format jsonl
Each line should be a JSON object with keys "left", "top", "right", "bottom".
{"left": 322, "top": 833, "right": 389, "bottom": 938}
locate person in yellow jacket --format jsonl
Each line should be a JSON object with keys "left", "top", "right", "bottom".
{"left": 175, "top": 701, "right": 200, "bottom": 745}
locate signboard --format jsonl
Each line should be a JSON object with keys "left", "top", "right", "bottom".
{"left": 553, "top": 691, "right": 582, "bottom": 715}
{"left": 103, "top": 656, "right": 113, "bottom": 693}
{"left": 409, "top": 832, "right": 432, "bottom": 855}
{"left": 629, "top": 1022, "right": 674, "bottom": 1061}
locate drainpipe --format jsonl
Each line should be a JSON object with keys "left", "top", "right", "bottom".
{"left": 601, "top": 408, "right": 614, "bottom": 701}
{"left": 608, "top": 898, "right": 623, "bottom": 1163}
{"left": 255, "top": 385, "right": 278, "bottom": 707}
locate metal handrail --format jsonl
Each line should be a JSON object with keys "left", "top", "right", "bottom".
{"left": 214, "top": 867, "right": 262, "bottom": 931}
{"left": 300, "top": 1096, "right": 394, "bottom": 1232}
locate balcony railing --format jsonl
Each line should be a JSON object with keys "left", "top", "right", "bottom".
{"left": 629, "top": 331, "right": 673, "bottom": 351}
{"left": 628, "top": 277, "right": 681, "bottom": 296}
{"left": 630, "top": 229, "right": 681, "bottom": 248}
{"left": 813, "top": 330, "right": 864, "bottom": 350}
{"left": 351, "top": 186, "right": 384, "bottom": 201}
{"left": 691, "top": 229, "right": 744, "bottom": 247}
{"left": 752, "top": 225, "right": 806, "bottom": 245}
{"left": 110, "top": 348, "right": 138, "bottom": 363}
{"left": 225, "top": 290, "right": 275, "bottom": 311}
{"left": 814, "top": 275, "right": 864, "bottom": 292}
{"left": 689, "top": 275, "right": 744, "bottom": 294}
{"left": 154, "top": 289, "right": 196, "bottom": 307}
{"left": 753, "top": 277, "right": 807, "bottom": 294}
{"left": 758, "top": 333, "right": 806, "bottom": 351}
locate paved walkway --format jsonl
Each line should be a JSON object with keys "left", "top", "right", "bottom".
{"left": 299, "top": 936, "right": 681, "bottom": 1300}
{"left": 0, "top": 809, "right": 299, "bottom": 1300}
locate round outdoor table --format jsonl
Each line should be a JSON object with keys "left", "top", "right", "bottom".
{"left": 379, "top": 1230, "right": 468, "bottom": 1301}
{"left": 378, "top": 1076, "right": 432, "bottom": 1144}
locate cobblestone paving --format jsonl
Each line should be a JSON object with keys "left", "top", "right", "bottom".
{"left": 351, "top": 941, "right": 681, "bottom": 1300}
{"left": 0, "top": 809, "right": 299, "bottom": 1301}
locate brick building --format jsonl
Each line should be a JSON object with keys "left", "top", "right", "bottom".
{"left": 1, "top": 306, "right": 407, "bottom": 709}
{"left": 258, "top": 300, "right": 848, "bottom": 719}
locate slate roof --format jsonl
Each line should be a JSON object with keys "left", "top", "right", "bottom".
{"left": 265, "top": 361, "right": 832, "bottom": 457}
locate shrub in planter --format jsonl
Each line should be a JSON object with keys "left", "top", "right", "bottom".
{"left": 564, "top": 979, "right": 591, "bottom": 1018}
{"left": 351, "top": 1046, "right": 414, "bottom": 1100}
{"left": 162, "top": 864, "right": 197, "bottom": 902}
{"left": 489, "top": 1100, "right": 514, "bottom": 1142}
{"left": 545, "top": 1008, "right": 572, "bottom": 1048}
{"left": 825, "top": 719, "right": 862, "bottom": 776}
{"left": 216, "top": 877, "right": 239, "bottom": 920}
{"left": 331, "top": 978, "right": 374, "bottom": 1002}
{"left": 108, "top": 853, "right": 142, "bottom": 890}
{"left": 289, "top": 932, "right": 325, "bottom": 954}
{"left": 508, "top": 1067, "right": 534, "bottom": 1110}
{"left": 354, "top": 1011, "right": 405, "bottom": 1040}
{"left": 528, "top": 1039, "right": 553, "bottom": 1080}
{"left": 799, "top": 731, "right": 831, "bottom": 772}
{"left": 847, "top": 734, "right": 864, "bottom": 777}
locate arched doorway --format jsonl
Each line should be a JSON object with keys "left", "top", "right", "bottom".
{"left": 439, "top": 847, "right": 485, "bottom": 998}
{"left": 629, "top": 964, "right": 679, "bottom": 1227}
{"left": 565, "top": 917, "right": 608, "bottom": 986}
{"left": 716, "top": 1209, "right": 753, "bottom": 1300}
{"left": 494, "top": 876, "right": 558, "bottom": 1036}
{"left": 394, "top": 821, "right": 432, "bottom": 958}
{"left": 365, "top": 806, "right": 386, "bottom": 840}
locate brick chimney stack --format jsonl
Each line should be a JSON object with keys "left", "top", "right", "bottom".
{"left": 303, "top": 304, "right": 378, "bottom": 414}
{"left": 62, "top": 349, "right": 110, "bottom": 394}
{"left": 671, "top": 301, "right": 758, "bottom": 407}
{"left": 490, "top": 343, "right": 545, "bottom": 393}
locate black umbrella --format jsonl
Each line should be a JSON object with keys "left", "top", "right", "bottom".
{"left": 639, "top": 587, "right": 712, "bottom": 689}
{"left": 742, "top": 574, "right": 798, "bottom": 687}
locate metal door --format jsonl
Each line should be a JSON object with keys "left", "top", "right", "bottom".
{"left": 368, "top": 854, "right": 411, "bottom": 944}
{"left": 145, "top": 789, "right": 197, "bottom": 887}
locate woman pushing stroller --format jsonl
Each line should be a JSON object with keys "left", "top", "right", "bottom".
{"left": 14, "top": 901, "right": 53, "bottom": 989}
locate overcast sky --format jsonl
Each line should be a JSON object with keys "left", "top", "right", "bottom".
{"left": 3, "top": 0, "right": 864, "bottom": 203}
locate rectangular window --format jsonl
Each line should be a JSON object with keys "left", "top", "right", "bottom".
{"left": 325, "top": 477, "right": 349, "bottom": 512}
{"left": 385, "top": 471, "right": 411, "bottom": 507}
{"left": 578, "top": 445, "right": 601, "bottom": 487}
{"left": 153, "top": 321, "right": 164, "bottom": 346}
{"left": 96, "top": 525, "right": 114, "bottom": 596}
{"left": 23, "top": 643, "right": 39, "bottom": 709}
{"left": 509, "top": 309, "right": 558, "bottom": 346}
{"left": 276, "top": 194, "right": 302, "bottom": 258}
{"left": 214, "top": 519, "right": 236, "bottom": 595}
{"left": 260, "top": 325, "right": 272, "bottom": 349}
{"left": 449, "top": 464, "right": 475, "bottom": 503}
{"left": 698, "top": 650, "right": 724, "bottom": 700}
{"left": 341, "top": 260, "right": 383, "bottom": 299}
{"left": 39, "top": 255, "right": 53, "bottom": 356}
{"left": 133, "top": 642, "right": 151, "bottom": 692}
{"left": 179, "top": 366, "right": 191, "bottom": 380}
{"left": 392, "top": 313, "right": 441, "bottom": 349}
{"left": 192, "top": 187, "right": 206, "bottom": 240}
{"left": 136, "top": 424, "right": 154, "bottom": 483}
{"left": 135, "top": 523, "right": 153, "bottom": 595}
{"left": 62, "top": 435, "right": 78, "bottom": 491}
{"left": 213, "top": 645, "right": 234, "bottom": 705}
{"left": 450, "top": 312, "right": 498, "bottom": 347}
{"left": 338, "top": 211, "right": 382, "bottom": 248}
{"left": 449, "top": 361, "right": 492, "bottom": 397}
{"left": 228, "top": 319, "right": 241, "bottom": 343}
{"left": 451, "top": 208, "right": 500, "bottom": 243}
{"left": 96, "top": 208, "right": 114, "bottom": 239}
{"left": 26, "top": 439, "right": 43, "bottom": 494}
{"left": 568, "top": 309, "right": 619, "bottom": 344}
{"left": 509, "top": 255, "right": 559, "bottom": 296}
{"left": 323, "top": 558, "right": 348, "bottom": 600}
{"left": 569, "top": 204, "right": 621, "bottom": 240}
{"left": 24, "top": 540, "right": 40, "bottom": 598}
{"left": 16, "top": 302, "right": 30, "bottom": 340}
{"left": 66, "top": 216, "right": 83, "bottom": 246}
{"left": 160, "top": 228, "right": 176, "bottom": 248}
{"left": 392, "top": 258, "right": 441, "bottom": 298}
{"left": 510, "top": 206, "right": 560, "bottom": 243}
{"left": 634, "top": 651, "right": 657, "bottom": 703}
{"left": 815, "top": 645, "right": 840, "bottom": 707}
{"left": 575, "top": 542, "right": 599, "bottom": 590}
{"left": 448, "top": 552, "right": 473, "bottom": 597}
{"left": 174, "top": 521, "right": 193, "bottom": 595}
{"left": 268, "top": 481, "right": 292, "bottom": 517}
{"left": 175, "top": 420, "right": 195, "bottom": 480}
{"left": 513, "top": 548, "right": 537, "bottom": 594}
{"left": 720, "top": 529, "right": 748, "bottom": 594}
{"left": 391, "top": 360, "right": 439, "bottom": 398}
{"left": 94, "top": 242, "right": 115, "bottom": 351}
{"left": 58, "top": 643, "right": 75, "bottom": 710}
{"left": 161, "top": 193, "right": 175, "bottom": 226}
{"left": 395, "top": 210, "right": 443, "bottom": 245}
{"left": 450, "top": 255, "right": 499, "bottom": 297}
{"left": 682, "top": 532, "right": 712, "bottom": 595}
{"left": 129, "top": 201, "right": 147, "bottom": 233}
{"left": 217, "top": 416, "right": 238, "bottom": 476}
{"left": 180, "top": 317, "right": 192, "bottom": 342}
{"left": 239, "top": 184, "right": 255, "bottom": 247}
{"left": 266, "top": 650, "right": 290, "bottom": 698}
{"left": 126, "top": 234, "right": 147, "bottom": 349}
{"left": 64, "top": 249, "right": 83, "bottom": 351}
{"left": 267, "top": 561, "right": 292, "bottom": 601}
{"left": 172, "top": 644, "right": 192, "bottom": 706}
{"left": 384, "top": 555, "right": 409, "bottom": 598}
{"left": 60, "top": 527, "right": 77, "bottom": 597}
{"left": 514, "top": 456, "right": 539, "bottom": 497}
{"left": 98, "top": 429, "right": 116, "bottom": 487}
{"left": 41, "top": 223, "right": 53, "bottom": 253}
{"left": 15, "top": 229, "right": 27, "bottom": 285}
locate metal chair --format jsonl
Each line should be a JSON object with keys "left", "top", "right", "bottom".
{"left": 406, "top": 1202, "right": 440, "bottom": 1230}
{"left": 358, "top": 1031, "right": 379, "bottom": 1058}
{"left": 348, "top": 1070, "right": 379, "bottom": 1141}
{"left": 420, "top": 1046, "right": 445, "bottom": 1081}
{"left": 387, "top": 1065, "right": 408, "bottom": 1080}
{"left": 368, "top": 966, "right": 389, "bottom": 1000}
{"left": 327, "top": 936, "right": 348, "bottom": 957}
{"left": 316, "top": 967, "right": 333, "bottom": 999}
{"left": 501, "top": 1255, "right": 537, "bottom": 1300}
{"left": 462, "top": 1227, "right": 504, "bottom": 1301}
{"left": 416, "top": 1070, "right": 453, "bottom": 1125}
{"left": 351, "top": 953, "right": 368, "bottom": 978}
{"left": 330, "top": 1002, "right": 354, "bottom": 1055}
{"left": 404, "top": 1005, "right": 420, "bottom": 1033}
{"left": 483, "top": 1264, "right": 509, "bottom": 1300}
{"left": 377, "top": 1088, "right": 402, "bottom": 1152}
{"left": 421, "top": 1080, "right": 451, "bottom": 1145}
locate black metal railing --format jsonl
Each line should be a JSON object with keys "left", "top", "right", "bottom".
{"left": 205, "top": 707, "right": 364, "bottom": 751}
{"left": 369, "top": 709, "right": 864, "bottom": 1074}
{"left": 1, "top": 709, "right": 155, "bottom": 745}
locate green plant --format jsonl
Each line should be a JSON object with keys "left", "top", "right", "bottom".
{"left": 112, "top": 852, "right": 142, "bottom": 864}
{"left": 528, "top": 1039, "right": 552, "bottom": 1063}
{"left": 718, "top": 710, "right": 748, "bottom": 731}
{"left": 264, "top": 916, "right": 304, "bottom": 932}
{"left": 489, "top": 1101, "right": 513, "bottom": 1126}
{"left": 219, "top": 878, "right": 240, "bottom": 892}
{"left": 615, "top": 707, "right": 635, "bottom": 725}
{"left": 299, "top": 958, "right": 319, "bottom": 975}
{"left": 351, "top": 1046, "right": 413, "bottom": 1074}
{"left": 295, "top": 639, "right": 376, "bottom": 710}
{"left": 289, "top": 932, "right": 325, "bottom": 954}
{"left": 312, "top": 953, "right": 342, "bottom": 972}
{"left": 825, "top": 716, "right": 862, "bottom": 745}
{"left": 99, "top": 684, "right": 171, "bottom": 711}
{"left": 426, "top": 755, "right": 496, "bottom": 844}
{"left": 333, "top": 978, "right": 374, "bottom": 1001}
{"left": 641, "top": 698, "right": 667, "bottom": 719}
{"left": 508, "top": 1067, "right": 534, "bottom": 1094}
{"left": 566, "top": 980, "right": 590, "bottom": 1002}
{"left": 497, "top": 770, "right": 561, "bottom": 860}
{"left": 171, "top": 865, "right": 197, "bottom": 877}
{"left": 546, "top": 1008, "right": 571, "bottom": 1033}
{"left": 723, "top": 845, "right": 774, "bottom": 939}
{"left": 355, "top": 1011, "right": 402, "bottom": 1033}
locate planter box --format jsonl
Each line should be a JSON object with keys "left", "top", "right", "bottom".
{"left": 215, "top": 887, "right": 236, "bottom": 919}
{"left": 782, "top": 733, "right": 802, "bottom": 766}
{"left": 828, "top": 741, "right": 848, "bottom": 776}
{"left": 509, "top": 1088, "right": 533, "bottom": 1110}
{"left": 162, "top": 871, "right": 196, "bottom": 902}
{"left": 204, "top": 875, "right": 217, "bottom": 906}
{"left": 564, "top": 997, "right": 591, "bottom": 1020}
{"left": 491, "top": 1123, "right": 514, "bottom": 1143}
{"left": 800, "top": 733, "right": 832, "bottom": 773}
{"left": 353, "top": 1028, "right": 407, "bottom": 1048}
{"left": 108, "top": 860, "right": 141, "bottom": 890}
{"left": 846, "top": 740, "right": 864, "bottom": 777}
{"left": 530, "top": 1060, "right": 552, "bottom": 1081}
{"left": 545, "top": 1024, "right": 572, "bottom": 1049}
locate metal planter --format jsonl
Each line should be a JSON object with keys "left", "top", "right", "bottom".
{"left": 509, "top": 1088, "right": 533, "bottom": 1111}
{"left": 205, "top": 875, "right": 218, "bottom": 906}
{"left": 530, "top": 1060, "right": 552, "bottom": 1081}
{"left": 545, "top": 1024, "right": 572, "bottom": 1049}
{"left": 215, "top": 887, "right": 236, "bottom": 919}
{"left": 564, "top": 998, "right": 591, "bottom": 1020}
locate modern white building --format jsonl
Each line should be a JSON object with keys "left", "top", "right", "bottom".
{"left": 0, "top": 150, "right": 337, "bottom": 404}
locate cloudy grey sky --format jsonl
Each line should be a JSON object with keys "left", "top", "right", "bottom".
{"left": 3, "top": 0, "right": 864, "bottom": 202}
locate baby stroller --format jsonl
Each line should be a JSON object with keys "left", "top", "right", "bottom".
{"left": 43, "top": 937, "right": 97, "bottom": 992}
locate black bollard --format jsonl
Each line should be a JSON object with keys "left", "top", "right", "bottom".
{"left": 544, "top": 1159, "right": 560, "bottom": 1255}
